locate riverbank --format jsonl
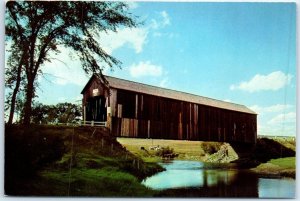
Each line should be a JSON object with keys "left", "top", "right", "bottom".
{"left": 250, "top": 157, "right": 296, "bottom": 178}
{"left": 117, "top": 137, "right": 296, "bottom": 178}
{"left": 5, "top": 126, "right": 295, "bottom": 196}
{"left": 5, "top": 125, "right": 163, "bottom": 196}
{"left": 142, "top": 160, "right": 295, "bottom": 198}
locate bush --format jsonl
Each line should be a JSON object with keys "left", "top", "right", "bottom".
{"left": 201, "top": 142, "right": 222, "bottom": 155}
{"left": 155, "top": 146, "right": 176, "bottom": 158}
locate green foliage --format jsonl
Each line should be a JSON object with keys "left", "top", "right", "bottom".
{"left": 155, "top": 146, "right": 177, "bottom": 159}
{"left": 5, "top": 1, "right": 138, "bottom": 124}
{"left": 201, "top": 142, "right": 222, "bottom": 155}
{"left": 31, "top": 102, "right": 82, "bottom": 124}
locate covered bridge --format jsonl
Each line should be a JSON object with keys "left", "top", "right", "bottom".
{"left": 81, "top": 74, "right": 257, "bottom": 143}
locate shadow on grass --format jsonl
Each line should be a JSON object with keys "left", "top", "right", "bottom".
{"left": 4, "top": 124, "right": 164, "bottom": 196}
{"left": 253, "top": 138, "right": 295, "bottom": 162}
{"left": 229, "top": 138, "right": 295, "bottom": 168}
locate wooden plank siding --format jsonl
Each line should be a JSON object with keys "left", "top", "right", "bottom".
{"left": 109, "top": 89, "right": 256, "bottom": 143}
{"left": 81, "top": 75, "right": 257, "bottom": 143}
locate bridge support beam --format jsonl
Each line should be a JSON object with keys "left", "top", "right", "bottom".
{"left": 106, "top": 107, "right": 112, "bottom": 133}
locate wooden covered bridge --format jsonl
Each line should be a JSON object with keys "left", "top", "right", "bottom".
{"left": 81, "top": 74, "right": 257, "bottom": 143}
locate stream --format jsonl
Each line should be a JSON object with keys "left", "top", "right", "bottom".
{"left": 142, "top": 160, "right": 295, "bottom": 198}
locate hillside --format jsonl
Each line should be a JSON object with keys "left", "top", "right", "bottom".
{"left": 5, "top": 125, "right": 163, "bottom": 196}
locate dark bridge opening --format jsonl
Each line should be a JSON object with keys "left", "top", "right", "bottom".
{"left": 86, "top": 95, "right": 107, "bottom": 122}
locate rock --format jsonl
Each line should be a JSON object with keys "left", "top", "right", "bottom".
{"left": 204, "top": 143, "right": 238, "bottom": 163}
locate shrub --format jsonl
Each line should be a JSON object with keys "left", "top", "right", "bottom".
{"left": 155, "top": 146, "right": 176, "bottom": 158}
{"left": 201, "top": 142, "right": 222, "bottom": 155}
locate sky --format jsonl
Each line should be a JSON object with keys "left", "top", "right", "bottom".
{"left": 9, "top": 2, "right": 297, "bottom": 136}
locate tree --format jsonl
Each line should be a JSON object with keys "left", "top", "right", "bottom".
{"left": 31, "top": 102, "right": 82, "bottom": 124}
{"left": 5, "top": 1, "right": 137, "bottom": 124}
{"left": 5, "top": 40, "right": 27, "bottom": 125}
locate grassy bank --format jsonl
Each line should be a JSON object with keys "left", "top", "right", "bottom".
{"left": 5, "top": 126, "right": 296, "bottom": 196}
{"left": 250, "top": 157, "right": 296, "bottom": 178}
{"left": 5, "top": 125, "right": 163, "bottom": 196}
{"left": 117, "top": 137, "right": 296, "bottom": 177}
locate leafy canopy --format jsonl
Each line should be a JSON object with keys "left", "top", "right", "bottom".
{"left": 6, "top": 1, "right": 137, "bottom": 78}
{"left": 5, "top": 1, "right": 138, "bottom": 124}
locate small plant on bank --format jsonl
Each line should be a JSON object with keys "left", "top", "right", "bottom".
{"left": 201, "top": 142, "right": 223, "bottom": 155}
{"left": 155, "top": 146, "right": 178, "bottom": 159}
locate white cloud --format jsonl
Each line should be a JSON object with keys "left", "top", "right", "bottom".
{"left": 230, "top": 71, "right": 293, "bottom": 92}
{"left": 250, "top": 104, "right": 293, "bottom": 114}
{"left": 38, "top": 10, "right": 173, "bottom": 85}
{"left": 259, "top": 124, "right": 296, "bottom": 136}
{"left": 73, "top": 95, "right": 83, "bottom": 102}
{"left": 150, "top": 10, "right": 171, "bottom": 29}
{"left": 249, "top": 104, "right": 296, "bottom": 136}
{"left": 153, "top": 32, "right": 178, "bottom": 39}
{"left": 41, "top": 47, "right": 89, "bottom": 86}
{"left": 160, "top": 11, "right": 170, "bottom": 27}
{"left": 153, "top": 32, "right": 162, "bottom": 37}
{"left": 99, "top": 27, "right": 148, "bottom": 54}
{"left": 267, "top": 112, "right": 296, "bottom": 125}
{"left": 126, "top": 1, "right": 139, "bottom": 9}
{"left": 159, "top": 77, "right": 169, "bottom": 87}
{"left": 58, "top": 97, "right": 66, "bottom": 102}
{"left": 98, "top": 10, "right": 172, "bottom": 54}
{"left": 129, "top": 61, "right": 163, "bottom": 78}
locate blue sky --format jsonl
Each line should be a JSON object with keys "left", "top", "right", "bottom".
{"left": 32, "top": 2, "right": 296, "bottom": 136}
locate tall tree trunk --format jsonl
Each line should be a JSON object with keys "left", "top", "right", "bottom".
{"left": 7, "top": 61, "right": 23, "bottom": 125}
{"left": 23, "top": 37, "right": 36, "bottom": 125}
{"left": 23, "top": 78, "right": 34, "bottom": 125}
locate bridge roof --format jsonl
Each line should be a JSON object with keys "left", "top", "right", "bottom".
{"left": 82, "top": 74, "right": 256, "bottom": 115}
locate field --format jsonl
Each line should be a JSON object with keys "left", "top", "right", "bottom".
{"left": 118, "top": 137, "right": 207, "bottom": 161}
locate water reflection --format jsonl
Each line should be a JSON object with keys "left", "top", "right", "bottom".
{"left": 259, "top": 178, "right": 295, "bottom": 198}
{"left": 142, "top": 160, "right": 295, "bottom": 198}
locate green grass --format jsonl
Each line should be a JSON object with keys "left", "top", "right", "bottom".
{"left": 117, "top": 138, "right": 241, "bottom": 163}
{"left": 268, "top": 157, "right": 295, "bottom": 169}
{"left": 37, "top": 167, "right": 156, "bottom": 197}
{"left": 272, "top": 138, "right": 296, "bottom": 152}
{"left": 117, "top": 137, "right": 208, "bottom": 161}
{"left": 251, "top": 157, "right": 296, "bottom": 178}
{"left": 37, "top": 151, "right": 160, "bottom": 196}
{"left": 5, "top": 125, "right": 163, "bottom": 196}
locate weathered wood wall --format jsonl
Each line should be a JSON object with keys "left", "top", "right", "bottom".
{"left": 82, "top": 76, "right": 257, "bottom": 143}
{"left": 82, "top": 76, "right": 109, "bottom": 105}
{"left": 109, "top": 89, "right": 257, "bottom": 143}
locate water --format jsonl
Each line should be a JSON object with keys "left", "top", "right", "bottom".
{"left": 142, "top": 160, "right": 295, "bottom": 198}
